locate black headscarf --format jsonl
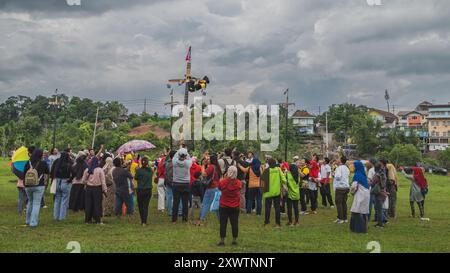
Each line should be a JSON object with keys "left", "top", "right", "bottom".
{"left": 72, "top": 155, "right": 88, "bottom": 180}
{"left": 30, "top": 149, "right": 43, "bottom": 166}
{"left": 289, "top": 163, "right": 299, "bottom": 183}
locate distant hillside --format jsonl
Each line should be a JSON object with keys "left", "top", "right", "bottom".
{"left": 128, "top": 123, "right": 170, "bottom": 139}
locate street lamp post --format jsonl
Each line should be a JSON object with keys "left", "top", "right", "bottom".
{"left": 165, "top": 84, "right": 180, "bottom": 151}
{"left": 48, "top": 89, "right": 64, "bottom": 150}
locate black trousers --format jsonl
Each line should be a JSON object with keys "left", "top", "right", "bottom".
{"left": 320, "top": 183, "right": 334, "bottom": 207}
{"left": 69, "top": 183, "right": 85, "bottom": 212}
{"left": 85, "top": 185, "right": 103, "bottom": 224}
{"left": 137, "top": 188, "right": 152, "bottom": 224}
{"left": 287, "top": 198, "right": 299, "bottom": 224}
{"left": 264, "top": 196, "right": 281, "bottom": 225}
{"left": 308, "top": 189, "right": 318, "bottom": 211}
{"left": 219, "top": 207, "right": 239, "bottom": 239}
{"left": 172, "top": 183, "right": 190, "bottom": 222}
{"left": 300, "top": 188, "right": 308, "bottom": 212}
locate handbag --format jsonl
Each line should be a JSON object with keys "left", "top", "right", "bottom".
{"left": 50, "top": 179, "right": 57, "bottom": 194}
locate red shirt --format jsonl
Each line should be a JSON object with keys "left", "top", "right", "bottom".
{"left": 218, "top": 178, "right": 242, "bottom": 208}
{"left": 190, "top": 162, "right": 202, "bottom": 186}
{"left": 205, "top": 165, "right": 220, "bottom": 189}
{"left": 157, "top": 157, "right": 166, "bottom": 179}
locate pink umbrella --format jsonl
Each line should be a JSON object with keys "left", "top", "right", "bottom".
{"left": 117, "top": 140, "right": 156, "bottom": 154}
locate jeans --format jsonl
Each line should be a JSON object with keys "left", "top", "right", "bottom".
{"left": 264, "top": 196, "right": 281, "bottom": 225}
{"left": 335, "top": 188, "right": 349, "bottom": 221}
{"left": 320, "top": 183, "right": 334, "bottom": 207}
{"left": 246, "top": 188, "right": 262, "bottom": 215}
{"left": 157, "top": 178, "right": 165, "bottom": 211}
{"left": 18, "top": 187, "right": 27, "bottom": 214}
{"left": 300, "top": 188, "right": 308, "bottom": 212}
{"left": 308, "top": 189, "right": 318, "bottom": 211}
{"left": 374, "top": 198, "right": 384, "bottom": 226}
{"left": 53, "top": 179, "right": 72, "bottom": 221}
{"left": 166, "top": 187, "right": 182, "bottom": 216}
{"left": 25, "top": 186, "right": 45, "bottom": 227}
{"left": 172, "top": 183, "right": 190, "bottom": 222}
{"left": 115, "top": 193, "right": 134, "bottom": 216}
{"left": 200, "top": 187, "right": 219, "bottom": 220}
{"left": 287, "top": 198, "right": 299, "bottom": 224}
{"left": 219, "top": 207, "right": 239, "bottom": 239}
{"left": 137, "top": 188, "right": 152, "bottom": 224}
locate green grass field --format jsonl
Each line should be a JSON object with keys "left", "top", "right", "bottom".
{"left": 1, "top": 158, "right": 449, "bottom": 253}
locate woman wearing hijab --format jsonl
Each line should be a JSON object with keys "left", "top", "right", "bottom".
{"left": 350, "top": 160, "right": 370, "bottom": 233}
{"left": 51, "top": 151, "right": 73, "bottom": 221}
{"left": 285, "top": 163, "right": 300, "bottom": 226}
{"left": 262, "top": 158, "right": 286, "bottom": 228}
{"left": 83, "top": 157, "right": 107, "bottom": 224}
{"left": 23, "top": 149, "right": 50, "bottom": 228}
{"left": 217, "top": 166, "right": 242, "bottom": 246}
{"left": 102, "top": 156, "right": 115, "bottom": 217}
{"left": 69, "top": 153, "right": 88, "bottom": 212}
{"left": 308, "top": 160, "right": 320, "bottom": 214}
{"left": 386, "top": 163, "right": 398, "bottom": 218}
{"left": 238, "top": 153, "right": 263, "bottom": 215}
{"left": 402, "top": 167, "right": 429, "bottom": 221}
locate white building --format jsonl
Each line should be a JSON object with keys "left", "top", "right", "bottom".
{"left": 291, "top": 110, "right": 315, "bottom": 135}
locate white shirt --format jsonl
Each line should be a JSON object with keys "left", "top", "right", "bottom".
{"left": 367, "top": 167, "right": 375, "bottom": 181}
{"left": 320, "top": 164, "right": 331, "bottom": 180}
{"left": 333, "top": 165, "right": 350, "bottom": 189}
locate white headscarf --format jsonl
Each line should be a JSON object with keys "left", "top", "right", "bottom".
{"left": 226, "top": 165, "right": 238, "bottom": 180}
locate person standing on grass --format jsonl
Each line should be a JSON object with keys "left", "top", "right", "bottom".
{"left": 112, "top": 157, "right": 134, "bottom": 217}
{"left": 333, "top": 156, "right": 350, "bottom": 224}
{"left": 350, "top": 161, "right": 370, "bottom": 233}
{"left": 370, "top": 162, "right": 388, "bottom": 228}
{"left": 298, "top": 159, "right": 310, "bottom": 215}
{"left": 172, "top": 148, "right": 192, "bottom": 223}
{"left": 156, "top": 153, "right": 166, "bottom": 214}
{"left": 135, "top": 156, "right": 153, "bottom": 226}
{"left": 51, "top": 151, "right": 73, "bottom": 221}
{"left": 402, "top": 167, "right": 429, "bottom": 221}
{"left": 262, "top": 158, "right": 286, "bottom": 228}
{"left": 69, "top": 153, "right": 88, "bottom": 212}
{"left": 233, "top": 150, "right": 248, "bottom": 213}
{"left": 16, "top": 178, "right": 27, "bottom": 215}
{"left": 190, "top": 171, "right": 204, "bottom": 222}
{"left": 23, "top": 149, "right": 49, "bottom": 228}
{"left": 285, "top": 163, "right": 300, "bottom": 227}
{"left": 319, "top": 157, "right": 334, "bottom": 208}
{"left": 102, "top": 156, "right": 115, "bottom": 217}
{"left": 366, "top": 158, "right": 377, "bottom": 222}
{"left": 238, "top": 152, "right": 263, "bottom": 216}
{"left": 217, "top": 166, "right": 242, "bottom": 246}
{"left": 308, "top": 160, "right": 320, "bottom": 214}
{"left": 163, "top": 151, "right": 176, "bottom": 217}
{"left": 198, "top": 155, "right": 221, "bottom": 226}
{"left": 83, "top": 157, "right": 107, "bottom": 224}
{"left": 384, "top": 161, "right": 398, "bottom": 219}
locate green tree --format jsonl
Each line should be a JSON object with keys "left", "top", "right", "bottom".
{"left": 438, "top": 148, "right": 450, "bottom": 170}
{"left": 388, "top": 144, "right": 422, "bottom": 167}
{"left": 350, "top": 114, "right": 382, "bottom": 156}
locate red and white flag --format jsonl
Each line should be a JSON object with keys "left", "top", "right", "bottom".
{"left": 185, "top": 46, "right": 191, "bottom": 62}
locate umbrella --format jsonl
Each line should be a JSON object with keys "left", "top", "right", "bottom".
{"left": 11, "top": 146, "right": 29, "bottom": 179}
{"left": 116, "top": 140, "right": 156, "bottom": 155}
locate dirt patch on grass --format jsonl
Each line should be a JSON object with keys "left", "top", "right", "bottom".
{"left": 128, "top": 124, "right": 170, "bottom": 139}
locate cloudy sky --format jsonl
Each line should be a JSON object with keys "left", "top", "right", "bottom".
{"left": 1, "top": 0, "right": 450, "bottom": 115}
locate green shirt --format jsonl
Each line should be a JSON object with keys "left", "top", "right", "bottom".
{"left": 135, "top": 167, "right": 153, "bottom": 190}
{"left": 263, "top": 167, "right": 287, "bottom": 199}
{"left": 286, "top": 172, "right": 300, "bottom": 201}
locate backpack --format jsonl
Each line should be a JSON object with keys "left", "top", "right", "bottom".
{"left": 222, "top": 159, "right": 236, "bottom": 177}
{"left": 24, "top": 161, "right": 42, "bottom": 187}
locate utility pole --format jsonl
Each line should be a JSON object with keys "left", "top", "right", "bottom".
{"left": 2, "top": 128, "right": 6, "bottom": 158}
{"left": 385, "top": 89, "right": 391, "bottom": 113}
{"left": 144, "top": 98, "right": 147, "bottom": 114}
{"left": 48, "top": 89, "right": 64, "bottom": 150}
{"left": 279, "top": 89, "right": 295, "bottom": 162}
{"left": 91, "top": 106, "right": 99, "bottom": 149}
{"left": 165, "top": 84, "right": 180, "bottom": 150}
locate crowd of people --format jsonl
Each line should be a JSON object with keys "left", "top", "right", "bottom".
{"left": 12, "top": 144, "right": 430, "bottom": 245}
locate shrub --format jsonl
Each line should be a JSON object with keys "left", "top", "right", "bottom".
{"left": 438, "top": 148, "right": 450, "bottom": 170}
{"left": 389, "top": 144, "right": 422, "bottom": 167}
{"left": 129, "top": 118, "right": 142, "bottom": 128}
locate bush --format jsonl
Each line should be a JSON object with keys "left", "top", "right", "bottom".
{"left": 438, "top": 148, "right": 450, "bottom": 170}
{"left": 129, "top": 118, "right": 142, "bottom": 128}
{"left": 422, "top": 157, "right": 440, "bottom": 167}
{"left": 388, "top": 144, "right": 422, "bottom": 167}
